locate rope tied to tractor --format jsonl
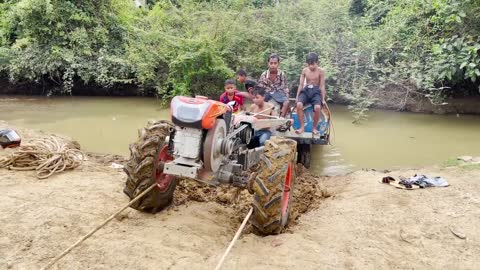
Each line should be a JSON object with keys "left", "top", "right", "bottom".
{"left": 0, "top": 136, "right": 84, "bottom": 179}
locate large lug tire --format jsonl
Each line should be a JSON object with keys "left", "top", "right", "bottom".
{"left": 123, "top": 120, "right": 177, "bottom": 213}
{"left": 250, "top": 137, "right": 297, "bottom": 235}
{"left": 297, "top": 143, "right": 311, "bottom": 168}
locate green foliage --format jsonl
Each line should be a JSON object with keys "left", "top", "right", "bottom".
{"left": 429, "top": 36, "right": 480, "bottom": 82}
{"left": 426, "top": 0, "right": 480, "bottom": 86}
{"left": 349, "top": 0, "right": 366, "bottom": 16}
{"left": 338, "top": 0, "right": 480, "bottom": 121}
{"left": 0, "top": 0, "right": 478, "bottom": 115}
{"left": 165, "top": 38, "right": 234, "bottom": 98}
{"left": 1, "top": 0, "right": 134, "bottom": 94}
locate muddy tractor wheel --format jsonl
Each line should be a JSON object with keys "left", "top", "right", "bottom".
{"left": 250, "top": 137, "right": 297, "bottom": 235}
{"left": 123, "top": 120, "right": 177, "bottom": 213}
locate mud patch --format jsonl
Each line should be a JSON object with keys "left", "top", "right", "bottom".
{"left": 288, "top": 165, "right": 332, "bottom": 226}
{"left": 34, "top": 148, "right": 330, "bottom": 234}
{"left": 171, "top": 164, "right": 331, "bottom": 234}
{"left": 86, "top": 152, "right": 127, "bottom": 166}
{"left": 173, "top": 180, "right": 253, "bottom": 223}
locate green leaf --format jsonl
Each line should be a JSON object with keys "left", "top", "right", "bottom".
{"left": 455, "top": 15, "right": 462, "bottom": 24}
{"left": 446, "top": 72, "right": 452, "bottom": 81}
{"left": 432, "top": 44, "right": 442, "bottom": 54}
{"left": 460, "top": 62, "right": 468, "bottom": 69}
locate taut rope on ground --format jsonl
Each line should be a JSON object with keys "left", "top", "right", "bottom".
{"left": 40, "top": 183, "right": 158, "bottom": 270}
{"left": 214, "top": 207, "right": 254, "bottom": 270}
{"left": 0, "top": 136, "right": 84, "bottom": 179}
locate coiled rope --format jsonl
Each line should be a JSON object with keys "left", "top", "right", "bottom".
{"left": 0, "top": 136, "right": 84, "bottom": 179}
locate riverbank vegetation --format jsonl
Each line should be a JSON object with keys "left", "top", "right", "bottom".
{"left": 0, "top": 0, "right": 479, "bottom": 114}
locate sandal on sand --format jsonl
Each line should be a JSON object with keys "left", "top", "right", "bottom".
{"left": 382, "top": 176, "right": 395, "bottom": 183}
{"left": 381, "top": 176, "right": 420, "bottom": 190}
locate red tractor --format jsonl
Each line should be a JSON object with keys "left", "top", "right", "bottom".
{"left": 123, "top": 95, "right": 297, "bottom": 234}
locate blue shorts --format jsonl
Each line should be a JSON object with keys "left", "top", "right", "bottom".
{"left": 298, "top": 85, "right": 322, "bottom": 106}
{"left": 265, "top": 91, "right": 288, "bottom": 104}
{"left": 253, "top": 129, "right": 271, "bottom": 146}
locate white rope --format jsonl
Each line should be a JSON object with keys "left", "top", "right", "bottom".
{"left": 214, "top": 207, "right": 254, "bottom": 270}
{"left": 40, "top": 183, "right": 157, "bottom": 270}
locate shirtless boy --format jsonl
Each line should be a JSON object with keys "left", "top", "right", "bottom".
{"left": 295, "top": 52, "right": 327, "bottom": 134}
{"left": 249, "top": 86, "right": 274, "bottom": 146}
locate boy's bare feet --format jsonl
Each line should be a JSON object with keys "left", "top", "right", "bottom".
{"left": 295, "top": 128, "right": 304, "bottom": 134}
{"left": 312, "top": 128, "right": 320, "bottom": 135}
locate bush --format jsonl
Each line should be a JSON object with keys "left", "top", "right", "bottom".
{"left": 0, "top": 0, "right": 478, "bottom": 119}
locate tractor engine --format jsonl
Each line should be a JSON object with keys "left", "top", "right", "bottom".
{"left": 171, "top": 126, "right": 203, "bottom": 169}
{"left": 164, "top": 96, "right": 235, "bottom": 180}
{"left": 163, "top": 96, "right": 273, "bottom": 187}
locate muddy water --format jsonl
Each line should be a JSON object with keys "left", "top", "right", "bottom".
{"left": 2, "top": 96, "right": 480, "bottom": 175}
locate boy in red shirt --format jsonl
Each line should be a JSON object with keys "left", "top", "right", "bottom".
{"left": 219, "top": 79, "right": 245, "bottom": 112}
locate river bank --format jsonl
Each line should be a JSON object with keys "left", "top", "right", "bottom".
{"left": 2, "top": 95, "right": 480, "bottom": 176}
{"left": 1, "top": 124, "right": 479, "bottom": 269}
{"left": 330, "top": 89, "right": 480, "bottom": 115}
{"left": 2, "top": 79, "right": 480, "bottom": 115}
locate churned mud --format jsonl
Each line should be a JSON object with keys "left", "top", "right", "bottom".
{"left": 171, "top": 164, "right": 330, "bottom": 233}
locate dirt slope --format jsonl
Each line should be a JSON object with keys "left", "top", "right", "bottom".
{"left": 1, "top": 124, "right": 479, "bottom": 269}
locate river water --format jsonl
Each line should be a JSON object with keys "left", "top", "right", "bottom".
{"left": 2, "top": 96, "right": 480, "bottom": 175}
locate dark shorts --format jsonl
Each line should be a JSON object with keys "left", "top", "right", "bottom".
{"left": 265, "top": 91, "right": 288, "bottom": 104}
{"left": 298, "top": 85, "right": 322, "bottom": 106}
